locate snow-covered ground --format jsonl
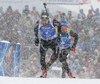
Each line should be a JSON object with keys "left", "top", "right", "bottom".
{"left": 0, "top": 76, "right": 100, "bottom": 84}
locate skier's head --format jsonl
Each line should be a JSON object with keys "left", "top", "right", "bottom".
{"left": 61, "top": 21, "right": 67, "bottom": 33}
{"left": 41, "top": 11, "right": 49, "bottom": 19}
{"left": 41, "top": 12, "right": 49, "bottom": 26}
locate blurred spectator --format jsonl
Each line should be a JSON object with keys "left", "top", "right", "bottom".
{"left": 67, "top": 11, "right": 72, "bottom": 22}
{"left": 60, "top": 13, "right": 67, "bottom": 21}
{"left": 79, "top": 9, "right": 86, "bottom": 20}
{"left": 54, "top": 14, "right": 60, "bottom": 22}
{"left": 87, "top": 9, "right": 94, "bottom": 27}
{"left": 23, "top": 5, "right": 30, "bottom": 16}
{"left": 0, "top": 7, "right": 4, "bottom": 17}
{"left": 91, "top": 5, "right": 100, "bottom": 16}
{"left": 13, "top": 10, "right": 21, "bottom": 24}
{"left": 5, "top": 6, "right": 13, "bottom": 15}
{"left": 31, "top": 7, "right": 40, "bottom": 20}
{"left": 87, "top": 9, "right": 94, "bottom": 19}
{"left": 56, "top": 10, "right": 63, "bottom": 21}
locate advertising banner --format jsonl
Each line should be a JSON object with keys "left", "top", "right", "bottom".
{"left": 0, "top": 41, "right": 20, "bottom": 77}
{"left": 42, "top": 0, "right": 91, "bottom": 5}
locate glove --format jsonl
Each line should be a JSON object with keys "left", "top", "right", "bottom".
{"left": 35, "top": 38, "right": 39, "bottom": 46}
{"left": 57, "top": 36, "right": 61, "bottom": 42}
{"left": 72, "top": 47, "right": 75, "bottom": 51}
{"left": 70, "top": 46, "right": 76, "bottom": 51}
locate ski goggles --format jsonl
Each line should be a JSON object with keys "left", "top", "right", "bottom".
{"left": 41, "top": 15, "right": 49, "bottom": 19}
{"left": 61, "top": 22, "right": 67, "bottom": 26}
{"left": 61, "top": 26, "right": 67, "bottom": 29}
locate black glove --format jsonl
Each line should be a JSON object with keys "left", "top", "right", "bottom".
{"left": 57, "top": 36, "right": 61, "bottom": 42}
{"left": 35, "top": 38, "right": 39, "bottom": 46}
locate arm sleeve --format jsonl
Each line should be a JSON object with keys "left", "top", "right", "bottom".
{"left": 34, "top": 21, "right": 39, "bottom": 38}
{"left": 70, "top": 30, "right": 78, "bottom": 47}
{"left": 53, "top": 19, "right": 61, "bottom": 36}
{"left": 91, "top": 6, "right": 96, "bottom": 13}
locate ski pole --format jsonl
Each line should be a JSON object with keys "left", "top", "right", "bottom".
{"left": 43, "top": 3, "right": 48, "bottom": 17}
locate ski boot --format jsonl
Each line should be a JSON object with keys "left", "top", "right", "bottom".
{"left": 40, "top": 69, "right": 47, "bottom": 78}
{"left": 67, "top": 71, "right": 75, "bottom": 78}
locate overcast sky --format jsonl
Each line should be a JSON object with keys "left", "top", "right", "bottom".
{"left": 0, "top": 0, "right": 100, "bottom": 16}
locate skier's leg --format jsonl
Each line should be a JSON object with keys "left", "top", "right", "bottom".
{"left": 40, "top": 44, "right": 47, "bottom": 78}
{"left": 59, "top": 50, "right": 70, "bottom": 73}
{"left": 61, "top": 49, "right": 68, "bottom": 78}
{"left": 59, "top": 48, "right": 75, "bottom": 78}
{"left": 46, "top": 41, "right": 59, "bottom": 71}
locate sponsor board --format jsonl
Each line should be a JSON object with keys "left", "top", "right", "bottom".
{"left": 0, "top": 41, "right": 20, "bottom": 77}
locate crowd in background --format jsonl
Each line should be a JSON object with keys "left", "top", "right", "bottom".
{"left": 0, "top": 5, "right": 100, "bottom": 78}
